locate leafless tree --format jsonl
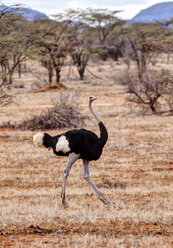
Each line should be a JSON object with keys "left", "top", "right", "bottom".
{"left": 121, "top": 70, "right": 173, "bottom": 114}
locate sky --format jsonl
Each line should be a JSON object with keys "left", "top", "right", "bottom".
{"left": 0, "top": 0, "right": 172, "bottom": 19}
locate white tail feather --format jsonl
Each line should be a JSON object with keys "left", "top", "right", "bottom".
{"left": 33, "top": 132, "right": 45, "bottom": 147}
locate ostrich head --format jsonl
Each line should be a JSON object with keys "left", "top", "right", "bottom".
{"left": 89, "top": 96, "right": 97, "bottom": 103}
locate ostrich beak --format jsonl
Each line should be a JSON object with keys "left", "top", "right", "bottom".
{"left": 89, "top": 96, "right": 98, "bottom": 102}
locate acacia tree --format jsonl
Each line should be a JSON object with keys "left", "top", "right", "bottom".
{"left": 123, "top": 22, "right": 166, "bottom": 79}
{"left": 53, "top": 9, "right": 91, "bottom": 81}
{"left": 0, "top": 5, "right": 36, "bottom": 105}
{"left": 71, "top": 46, "right": 92, "bottom": 80}
{"left": 51, "top": 9, "right": 92, "bottom": 80}
{"left": 0, "top": 6, "right": 36, "bottom": 87}
{"left": 70, "top": 22, "right": 97, "bottom": 80}
{"left": 156, "top": 19, "right": 173, "bottom": 63}
{"left": 29, "top": 20, "right": 56, "bottom": 84}
{"left": 82, "top": 8, "right": 124, "bottom": 45}
{"left": 32, "top": 17, "right": 81, "bottom": 83}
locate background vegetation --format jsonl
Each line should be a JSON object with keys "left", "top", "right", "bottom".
{"left": 0, "top": 5, "right": 173, "bottom": 115}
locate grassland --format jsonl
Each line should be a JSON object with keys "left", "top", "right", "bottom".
{"left": 0, "top": 59, "right": 173, "bottom": 247}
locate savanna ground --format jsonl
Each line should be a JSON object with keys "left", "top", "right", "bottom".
{"left": 0, "top": 58, "right": 173, "bottom": 247}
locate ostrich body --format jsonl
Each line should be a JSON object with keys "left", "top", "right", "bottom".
{"left": 33, "top": 96, "right": 109, "bottom": 205}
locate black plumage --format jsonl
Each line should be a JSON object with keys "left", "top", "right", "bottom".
{"left": 43, "top": 121, "right": 108, "bottom": 161}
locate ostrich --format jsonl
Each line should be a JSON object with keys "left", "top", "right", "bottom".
{"left": 33, "top": 96, "right": 109, "bottom": 206}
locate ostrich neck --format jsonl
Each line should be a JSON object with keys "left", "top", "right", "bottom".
{"left": 89, "top": 101, "right": 108, "bottom": 147}
{"left": 89, "top": 101, "right": 100, "bottom": 123}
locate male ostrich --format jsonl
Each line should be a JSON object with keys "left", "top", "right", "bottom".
{"left": 33, "top": 96, "right": 109, "bottom": 206}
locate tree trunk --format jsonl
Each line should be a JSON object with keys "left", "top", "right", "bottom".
{"left": 78, "top": 68, "right": 84, "bottom": 80}
{"left": 150, "top": 104, "right": 156, "bottom": 114}
{"left": 18, "top": 63, "right": 21, "bottom": 79}
{"left": 55, "top": 68, "right": 61, "bottom": 83}
{"left": 48, "top": 68, "right": 53, "bottom": 84}
{"left": 8, "top": 72, "right": 13, "bottom": 85}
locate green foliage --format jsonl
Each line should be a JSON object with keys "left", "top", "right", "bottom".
{"left": 30, "top": 19, "right": 77, "bottom": 83}
{"left": 81, "top": 8, "right": 125, "bottom": 45}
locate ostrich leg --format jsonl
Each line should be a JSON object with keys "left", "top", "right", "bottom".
{"left": 83, "top": 159, "right": 109, "bottom": 204}
{"left": 61, "top": 153, "right": 79, "bottom": 206}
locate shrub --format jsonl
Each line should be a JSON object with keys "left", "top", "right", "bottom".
{"left": 0, "top": 94, "right": 85, "bottom": 130}
{"left": 120, "top": 70, "right": 173, "bottom": 114}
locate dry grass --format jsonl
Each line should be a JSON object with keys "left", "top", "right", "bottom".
{"left": 0, "top": 59, "right": 173, "bottom": 247}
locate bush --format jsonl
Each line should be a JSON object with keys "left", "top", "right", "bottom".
{"left": 0, "top": 94, "right": 85, "bottom": 130}
{"left": 120, "top": 70, "right": 173, "bottom": 114}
